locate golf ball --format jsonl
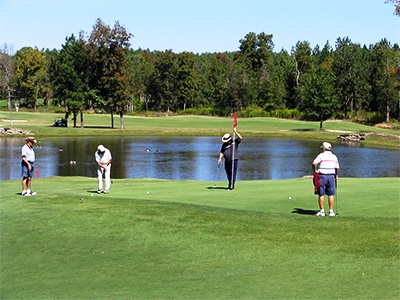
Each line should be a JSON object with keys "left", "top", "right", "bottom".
{"left": 91, "top": 194, "right": 93, "bottom": 196}
{"left": 147, "top": 191, "right": 150, "bottom": 194}
{"left": 288, "top": 197, "right": 292, "bottom": 200}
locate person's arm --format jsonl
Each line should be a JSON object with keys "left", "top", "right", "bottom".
{"left": 312, "top": 161, "right": 318, "bottom": 173}
{"left": 218, "top": 152, "right": 224, "bottom": 165}
{"left": 95, "top": 152, "right": 107, "bottom": 170}
{"left": 106, "top": 150, "right": 112, "bottom": 165}
{"left": 335, "top": 156, "right": 339, "bottom": 181}
{"left": 234, "top": 127, "right": 242, "bottom": 140}
{"left": 21, "top": 156, "right": 32, "bottom": 170}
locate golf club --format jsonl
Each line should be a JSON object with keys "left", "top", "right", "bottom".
{"left": 213, "top": 163, "right": 221, "bottom": 188}
{"left": 335, "top": 180, "right": 339, "bottom": 215}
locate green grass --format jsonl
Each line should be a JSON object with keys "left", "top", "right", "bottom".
{"left": 1, "top": 177, "right": 399, "bottom": 299}
{"left": 1, "top": 111, "right": 399, "bottom": 148}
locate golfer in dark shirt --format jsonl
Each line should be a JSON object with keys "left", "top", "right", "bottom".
{"left": 218, "top": 127, "right": 242, "bottom": 190}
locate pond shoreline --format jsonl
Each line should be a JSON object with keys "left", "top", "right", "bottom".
{"left": 0, "top": 112, "right": 399, "bottom": 150}
{"left": 1, "top": 136, "right": 399, "bottom": 181}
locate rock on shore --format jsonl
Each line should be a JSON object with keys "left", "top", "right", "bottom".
{"left": 0, "top": 128, "right": 31, "bottom": 135}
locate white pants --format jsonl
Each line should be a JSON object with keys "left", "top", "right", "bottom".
{"left": 97, "top": 165, "right": 111, "bottom": 191}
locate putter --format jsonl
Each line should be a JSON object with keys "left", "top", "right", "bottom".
{"left": 335, "top": 180, "right": 339, "bottom": 215}
{"left": 213, "top": 164, "right": 221, "bottom": 188}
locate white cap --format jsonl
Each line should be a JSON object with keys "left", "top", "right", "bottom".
{"left": 97, "top": 145, "right": 106, "bottom": 152}
{"left": 321, "top": 142, "right": 332, "bottom": 150}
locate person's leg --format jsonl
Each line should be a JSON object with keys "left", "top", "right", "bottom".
{"left": 26, "top": 177, "right": 32, "bottom": 191}
{"left": 328, "top": 195, "right": 335, "bottom": 210}
{"left": 27, "top": 164, "right": 35, "bottom": 193}
{"left": 317, "top": 174, "right": 327, "bottom": 217}
{"left": 318, "top": 196, "right": 325, "bottom": 210}
{"left": 104, "top": 166, "right": 111, "bottom": 192}
{"left": 22, "top": 177, "right": 28, "bottom": 193}
{"left": 21, "top": 163, "right": 28, "bottom": 195}
{"left": 327, "top": 176, "right": 336, "bottom": 216}
{"left": 316, "top": 195, "right": 325, "bottom": 216}
{"left": 225, "top": 161, "right": 233, "bottom": 189}
{"left": 97, "top": 168, "right": 103, "bottom": 192}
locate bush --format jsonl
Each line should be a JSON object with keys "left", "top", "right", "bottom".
{"left": 271, "top": 108, "right": 302, "bottom": 119}
{"left": 177, "top": 107, "right": 215, "bottom": 116}
{"left": 241, "top": 105, "right": 268, "bottom": 118}
{"left": 350, "top": 110, "right": 386, "bottom": 124}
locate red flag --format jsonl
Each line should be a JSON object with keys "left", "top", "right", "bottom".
{"left": 233, "top": 112, "right": 237, "bottom": 128}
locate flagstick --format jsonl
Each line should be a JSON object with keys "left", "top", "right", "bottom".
{"left": 231, "top": 129, "right": 236, "bottom": 190}
{"left": 230, "top": 112, "right": 237, "bottom": 190}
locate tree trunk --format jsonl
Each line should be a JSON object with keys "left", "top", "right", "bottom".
{"left": 111, "top": 111, "right": 114, "bottom": 128}
{"left": 73, "top": 110, "right": 77, "bottom": 128}
{"left": 120, "top": 111, "right": 125, "bottom": 129}
{"left": 80, "top": 110, "right": 84, "bottom": 128}
{"left": 7, "top": 87, "right": 12, "bottom": 126}
{"left": 294, "top": 55, "right": 300, "bottom": 88}
{"left": 386, "top": 99, "right": 390, "bottom": 123}
{"left": 398, "top": 90, "right": 400, "bottom": 122}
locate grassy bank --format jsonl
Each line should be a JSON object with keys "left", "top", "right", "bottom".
{"left": 1, "top": 177, "right": 399, "bottom": 299}
{"left": 0, "top": 111, "right": 399, "bottom": 148}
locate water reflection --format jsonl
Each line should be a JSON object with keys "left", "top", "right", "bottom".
{"left": 0, "top": 136, "right": 399, "bottom": 181}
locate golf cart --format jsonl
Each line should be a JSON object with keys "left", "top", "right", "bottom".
{"left": 53, "top": 118, "right": 68, "bottom": 127}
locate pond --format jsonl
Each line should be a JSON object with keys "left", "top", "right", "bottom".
{"left": 0, "top": 136, "right": 399, "bottom": 181}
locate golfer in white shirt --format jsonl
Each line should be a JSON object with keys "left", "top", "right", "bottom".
{"left": 95, "top": 145, "right": 112, "bottom": 194}
{"left": 312, "top": 142, "right": 339, "bottom": 217}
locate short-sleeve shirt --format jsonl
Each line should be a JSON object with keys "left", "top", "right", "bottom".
{"left": 95, "top": 149, "right": 112, "bottom": 165}
{"left": 313, "top": 151, "right": 339, "bottom": 174}
{"left": 220, "top": 138, "right": 241, "bottom": 161}
{"left": 22, "top": 144, "right": 35, "bottom": 162}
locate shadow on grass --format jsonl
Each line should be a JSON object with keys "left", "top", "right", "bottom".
{"left": 83, "top": 126, "right": 114, "bottom": 129}
{"left": 49, "top": 126, "right": 113, "bottom": 129}
{"left": 291, "top": 208, "right": 319, "bottom": 215}
{"left": 206, "top": 186, "right": 227, "bottom": 190}
{"left": 289, "top": 129, "right": 316, "bottom": 132}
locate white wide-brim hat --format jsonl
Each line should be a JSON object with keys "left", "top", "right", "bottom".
{"left": 222, "top": 134, "right": 232, "bottom": 143}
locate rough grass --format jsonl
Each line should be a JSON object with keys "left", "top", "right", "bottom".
{"left": 1, "top": 177, "right": 399, "bottom": 299}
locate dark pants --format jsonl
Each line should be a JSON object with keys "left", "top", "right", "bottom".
{"left": 225, "top": 159, "right": 238, "bottom": 189}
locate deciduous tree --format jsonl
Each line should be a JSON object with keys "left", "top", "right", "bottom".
{"left": 13, "top": 47, "right": 47, "bottom": 109}
{"left": 50, "top": 34, "right": 89, "bottom": 127}
{"left": 385, "top": 0, "right": 400, "bottom": 16}
{"left": 332, "top": 37, "right": 370, "bottom": 118}
{"left": 147, "top": 50, "right": 178, "bottom": 112}
{"left": 369, "top": 39, "right": 398, "bottom": 122}
{"left": 0, "top": 44, "right": 15, "bottom": 125}
{"left": 176, "top": 51, "right": 196, "bottom": 110}
{"left": 88, "top": 18, "right": 133, "bottom": 128}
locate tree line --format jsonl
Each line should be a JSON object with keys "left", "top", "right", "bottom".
{"left": 1, "top": 17, "right": 399, "bottom": 128}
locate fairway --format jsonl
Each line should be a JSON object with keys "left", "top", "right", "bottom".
{"left": 0, "top": 177, "right": 399, "bottom": 299}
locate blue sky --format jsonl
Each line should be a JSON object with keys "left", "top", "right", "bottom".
{"left": 0, "top": 0, "right": 398, "bottom": 54}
